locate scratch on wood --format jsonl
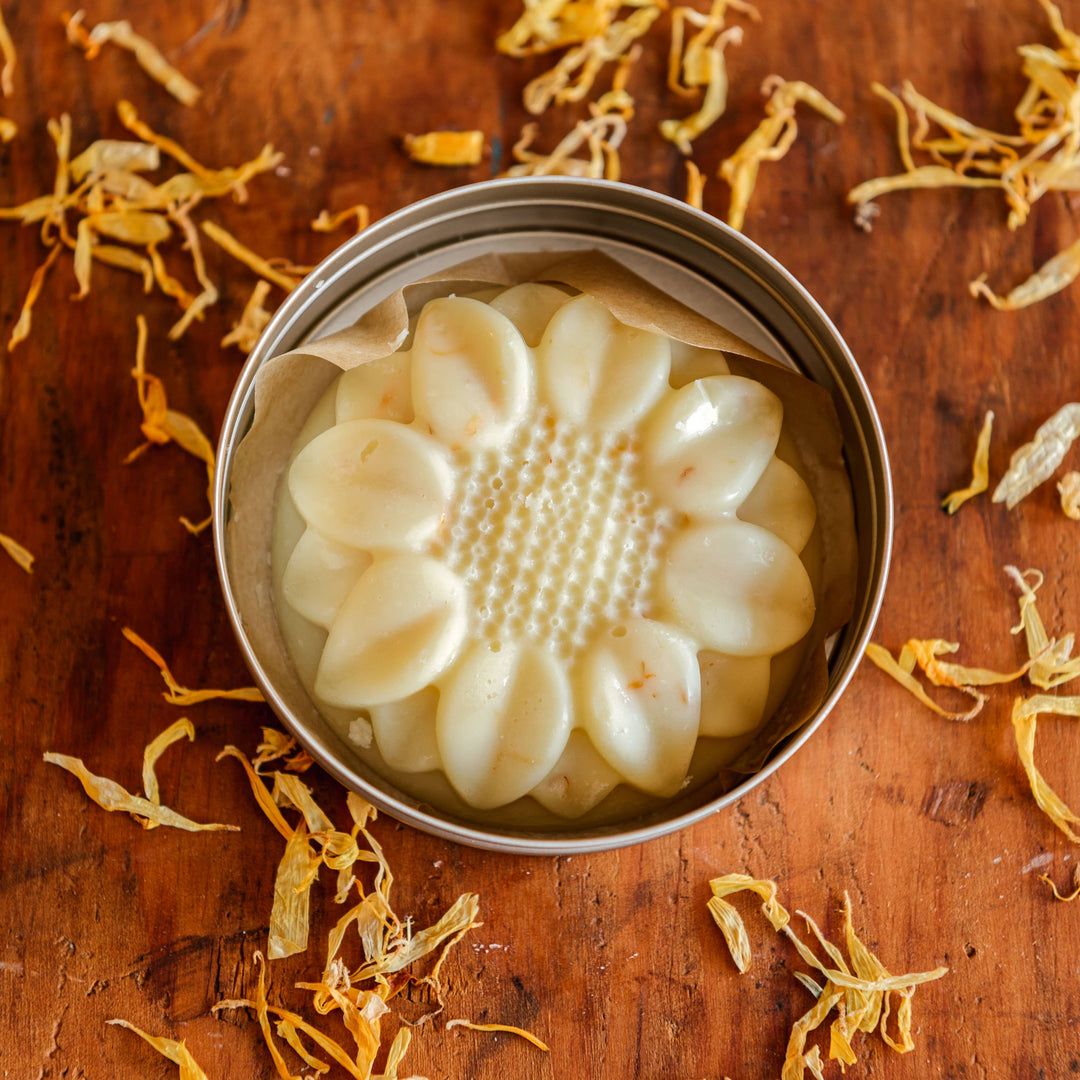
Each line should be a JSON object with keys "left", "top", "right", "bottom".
{"left": 922, "top": 780, "right": 988, "bottom": 826}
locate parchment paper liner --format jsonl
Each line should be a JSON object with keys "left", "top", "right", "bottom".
{"left": 226, "top": 250, "right": 857, "bottom": 827}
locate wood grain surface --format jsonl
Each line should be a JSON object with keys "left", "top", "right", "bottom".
{"left": 3, "top": 1, "right": 1079, "bottom": 1078}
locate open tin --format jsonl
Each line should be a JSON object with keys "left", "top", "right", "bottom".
{"left": 213, "top": 177, "right": 892, "bottom": 854}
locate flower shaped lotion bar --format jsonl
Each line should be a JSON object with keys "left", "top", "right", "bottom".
{"left": 276, "top": 286, "right": 817, "bottom": 817}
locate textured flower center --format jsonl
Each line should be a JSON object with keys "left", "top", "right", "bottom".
{"left": 433, "top": 407, "right": 674, "bottom": 662}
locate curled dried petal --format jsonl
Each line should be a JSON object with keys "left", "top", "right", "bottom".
{"left": 446, "top": 1019, "right": 549, "bottom": 1051}
{"left": 107, "top": 1019, "right": 209, "bottom": 1080}
{"left": 942, "top": 409, "right": 994, "bottom": 513}
{"left": 65, "top": 12, "right": 200, "bottom": 105}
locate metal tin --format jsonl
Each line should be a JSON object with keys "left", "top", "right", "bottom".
{"left": 214, "top": 177, "right": 892, "bottom": 855}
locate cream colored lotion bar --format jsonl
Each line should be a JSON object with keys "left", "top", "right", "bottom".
{"left": 272, "top": 285, "right": 818, "bottom": 818}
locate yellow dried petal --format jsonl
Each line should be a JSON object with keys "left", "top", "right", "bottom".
{"left": 122, "top": 626, "right": 263, "bottom": 705}
{"left": 311, "top": 204, "right": 371, "bottom": 233}
{"left": 201, "top": 220, "right": 300, "bottom": 292}
{"left": 142, "top": 717, "right": 195, "bottom": 807}
{"left": 864, "top": 643, "right": 986, "bottom": 720}
{"left": 217, "top": 745, "right": 294, "bottom": 841}
{"left": 660, "top": 27, "right": 741, "bottom": 155}
{"left": 8, "top": 243, "right": 63, "bottom": 351}
{"left": 993, "top": 402, "right": 1080, "bottom": 507}
{"left": 902, "top": 637, "right": 1033, "bottom": 689}
{"left": 268, "top": 824, "right": 320, "bottom": 959}
{"left": 1005, "top": 565, "right": 1080, "bottom": 689}
{"left": 1059, "top": 471, "right": 1080, "bottom": 519}
{"left": 43, "top": 745, "right": 237, "bottom": 832}
{"left": 90, "top": 244, "right": 154, "bottom": 291}
{"left": 70, "top": 140, "right": 160, "bottom": 181}
{"left": 685, "top": 160, "right": 706, "bottom": 210}
{"left": 107, "top": 1019, "right": 209, "bottom": 1080}
{"left": 216, "top": 991, "right": 366, "bottom": 1078}
{"left": 942, "top": 409, "right": 994, "bottom": 513}
{"left": 706, "top": 873, "right": 791, "bottom": 972}
{"left": 446, "top": 1019, "right": 550, "bottom": 1052}
{"left": 721, "top": 76, "right": 844, "bottom": 231}
{"left": 972, "top": 239, "right": 1080, "bottom": 310}
{"left": 221, "top": 279, "right": 273, "bottom": 353}
{"left": 275, "top": 1018, "right": 331, "bottom": 1075}
{"left": 1039, "top": 867, "right": 1080, "bottom": 901}
{"left": 0, "top": 117, "right": 15, "bottom": 141}
{"left": 0, "top": 5, "right": 15, "bottom": 98}
{"left": 0, "top": 530, "right": 35, "bottom": 572}
{"left": 65, "top": 13, "right": 200, "bottom": 105}
{"left": 1011, "top": 692, "right": 1080, "bottom": 841}
{"left": 123, "top": 316, "right": 217, "bottom": 532}
{"left": 403, "top": 130, "right": 484, "bottom": 167}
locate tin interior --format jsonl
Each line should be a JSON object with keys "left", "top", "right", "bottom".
{"left": 214, "top": 178, "right": 892, "bottom": 854}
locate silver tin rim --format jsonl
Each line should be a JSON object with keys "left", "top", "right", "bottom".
{"left": 214, "top": 177, "right": 892, "bottom": 855}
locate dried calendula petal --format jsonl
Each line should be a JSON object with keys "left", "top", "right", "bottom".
{"left": 0, "top": 531, "right": 35, "bottom": 572}
{"left": 403, "top": 130, "right": 484, "bottom": 166}
{"left": 0, "top": 5, "right": 15, "bottom": 98}
{"left": 44, "top": 733, "right": 238, "bottom": 832}
{"left": 971, "top": 238, "right": 1080, "bottom": 311}
{"left": 123, "top": 315, "right": 216, "bottom": 533}
{"left": 1059, "top": 471, "right": 1080, "bottom": 519}
{"left": 446, "top": 1019, "right": 550, "bottom": 1052}
{"left": 1039, "top": 864, "right": 1080, "bottom": 901}
{"left": 708, "top": 875, "right": 946, "bottom": 1078}
{"left": 942, "top": 409, "right": 994, "bottom": 514}
{"left": 864, "top": 642, "right": 986, "bottom": 720}
{"left": 902, "top": 637, "right": 1033, "bottom": 689}
{"left": 1005, "top": 565, "right": 1080, "bottom": 690}
{"left": 1011, "top": 692, "right": 1080, "bottom": 841}
{"left": 685, "top": 160, "right": 706, "bottom": 209}
{"left": 201, "top": 220, "right": 300, "bottom": 292}
{"left": 8, "top": 243, "right": 62, "bottom": 351}
{"left": 660, "top": 27, "right": 742, "bottom": 155}
{"left": 69, "top": 139, "right": 160, "bottom": 181}
{"left": 141, "top": 717, "right": 196, "bottom": 809}
{"left": 993, "top": 402, "right": 1080, "bottom": 508}
{"left": 707, "top": 873, "right": 791, "bottom": 972}
{"left": 720, "top": 76, "right": 845, "bottom": 231}
{"left": 64, "top": 10, "right": 201, "bottom": 105}
{"left": 122, "top": 626, "right": 264, "bottom": 705}
{"left": 221, "top": 279, "right": 273, "bottom": 354}
{"left": 311, "top": 205, "right": 370, "bottom": 233}
{"left": 107, "top": 1019, "right": 209, "bottom": 1080}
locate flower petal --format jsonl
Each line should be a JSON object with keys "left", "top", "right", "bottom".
{"left": 411, "top": 296, "right": 533, "bottom": 451}
{"left": 281, "top": 527, "right": 372, "bottom": 629}
{"left": 336, "top": 350, "right": 413, "bottom": 424}
{"left": 643, "top": 375, "right": 782, "bottom": 518}
{"left": 288, "top": 418, "right": 454, "bottom": 550}
{"left": 578, "top": 618, "right": 700, "bottom": 797}
{"left": 661, "top": 521, "right": 815, "bottom": 656}
{"left": 530, "top": 730, "right": 621, "bottom": 818}
{"left": 315, "top": 554, "right": 467, "bottom": 707}
{"left": 489, "top": 282, "right": 572, "bottom": 347}
{"left": 736, "top": 456, "right": 817, "bottom": 554}
{"left": 436, "top": 640, "right": 571, "bottom": 809}
{"left": 698, "top": 651, "right": 772, "bottom": 737}
{"left": 370, "top": 686, "right": 441, "bottom": 773}
{"left": 535, "top": 293, "right": 670, "bottom": 430}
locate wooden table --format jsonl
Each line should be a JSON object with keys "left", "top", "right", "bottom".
{"left": 4, "top": 1, "right": 1079, "bottom": 1076}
